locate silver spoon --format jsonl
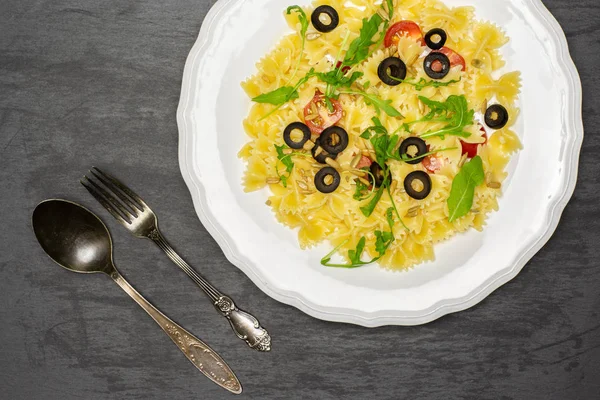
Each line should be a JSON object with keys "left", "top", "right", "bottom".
{"left": 32, "top": 199, "right": 242, "bottom": 394}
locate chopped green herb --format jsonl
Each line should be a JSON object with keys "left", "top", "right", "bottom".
{"left": 447, "top": 155, "right": 485, "bottom": 222}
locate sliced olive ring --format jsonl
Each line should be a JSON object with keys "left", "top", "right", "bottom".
{"left": 484, "top": 104, "right": 509, "bottom": 129}
{"left": 311, "top": 5, "right": 339, "bottom": 33}
{"left": 424, "top": 28, "right": 447, "bottom": 50}
{"left": 399, "top": 137, "right": 428, "bottom": 165}
{"left": 404, "top": 171, "right": 432, "bottom": 200}
{"left": 283, "top": 122, "right": 311, "bottom": 149}
{"left": 369, "top": 162, "right": 386, "bottom": 188}
{"left": 315, "top": 167, "right": 341, "bottom": 193}
{"left": 377, "top": 57, "right": 407, "bottom": 86}
{"left": 320, "top": 126, "right": 349, "bottom": 155}
{"left": 423, "top": 52, "right": 450, "bottom": 79}
{"left": 311, "top": 137, "right": 338, "bottom": 164}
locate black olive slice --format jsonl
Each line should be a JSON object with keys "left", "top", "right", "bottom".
{"left": 399, "top": 137, "right": 428, "bottom": 165}
{"left": 377, "top": 57, "right": 407, "bottom": 86}
{"left": 424, "top": 28, "right": 447, "bottom": 50}
{"left": 369, "top": 162, "right": 386, "bottom": 188}
{"left": 315, "top": 167, "right": 341, "bottom": 193}
{"left": 311, "top": 137, "right": 338, "bottom": 164}
{"left": 484, "top": 104, "right": 509, "bottom": 129}
{"left": 423, "top": 52, "right": 450, "bottom": 79}
{"left": 320, "top": 126, "right": 349, "bottom": 155}
{"left": 404, "top": 171, "right": 432, "bottom": 200}
{"left": 283, "top": 122, "right": 311, "bottom": 149}
{"left": 311, "top": 5, "right": 339, "bottom": 33}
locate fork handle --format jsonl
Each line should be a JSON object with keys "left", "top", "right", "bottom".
{"left": 149, "top": 229, "right": 271, "bottom": 352}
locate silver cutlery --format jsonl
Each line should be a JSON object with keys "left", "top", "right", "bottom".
{"left": 32, "top": 199, "right": 242, "bottom": 394}
{"left": 81, "top": 167, "right": 271, "bottom": 352}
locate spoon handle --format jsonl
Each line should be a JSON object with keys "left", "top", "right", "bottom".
{"left": 110, "top": 271, "right": 242, "bottom": 394}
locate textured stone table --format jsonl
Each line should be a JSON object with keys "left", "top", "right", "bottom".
{"left": 1, "top": 1, "right": 598, "bottom": 399}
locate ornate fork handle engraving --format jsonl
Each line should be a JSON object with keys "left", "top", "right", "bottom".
{"left": 111, "top": 271, "right": 242, "bottom": 394}
{"left": 150, "top": 229, "right": 271, "bottom": 351}
{"left": 215, "top": 296, "right": 271, "bottom": 351}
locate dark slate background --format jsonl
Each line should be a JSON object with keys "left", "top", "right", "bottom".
{"left": 1, "top": 0, "right": 598, "bottom": 399}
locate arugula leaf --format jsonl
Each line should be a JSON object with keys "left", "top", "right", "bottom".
{"left": 253, "top": 86, "right": 299, "bottom": 105}
{"left": 317, "top": 70, "right": 364, "bottom": 89}
{"left": 274, "top": 144, "right": 295, "bottom": 187}
{"left": 321, "top": 208, "right": 396, "bottom": 268}
{"left": 386, "top": 207, "right": 395, "bottom": 229}
{"left": 360, "top": 185, "right": 385, "bottom": 217}
{"left": 286, "top": 6, "right": 309, "bottom": 81}
{"left": 252, "top": 69, "right": 315, "bottom": 105}
{"left": 353, "top": 178, "right": 370, "bottom": 201}
{"left": 343, "top": 14, "right": 384, "bottom": 67}
{"left": 320, "top": 238, "right": 371, "bottom": 268}
{"left": 348, "top": 237, "right": 366, "bottom": 265}
{"left": 416, "top": 95, "right": 475, "bottom": 139}
{"left": 341, "top": 90, "right": 403, "bottom": 118}
{"left": 385, "top": 0, "right": 394, "bottom": 19}
{"left": 360, "top": 117, "right": 387, "bottom": 139}
{"left": 253, "top": 69, "right": 316, "bottom": 120}
{"left": 399, "top": 146, "right": 458, "bottom": 163}
{"left": 388, "top": 76, "right": 461, "bottom": 91}
{"left": 359, "top": 117, "right": 400, "bottom": 165}
{"left": 374, "top": 230, "right": 394, "bottom": 256}
{"left": 447, "top": 155, "right": 485, "bottom": 222}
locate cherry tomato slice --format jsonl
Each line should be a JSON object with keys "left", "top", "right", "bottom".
{"left": 434, "top": 47, "right": 466, "bottom": 71}
{"left": 384, "top": 21, "right": 424, "bottom": 47}
{"left": 460, "top": 126, "right": 488, "bottom": 158}
{"left": 303, "top": 90, "right": 343, "bottom": 135}
{"left": 355, "top": 155, "right": 372, "bottom": 169}
{"left": 422, "top": 154, "right": 445, "bottom": 173}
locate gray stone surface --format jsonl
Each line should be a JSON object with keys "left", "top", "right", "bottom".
{"left": 0, "top": 0, "right": 598, "bottom": 399}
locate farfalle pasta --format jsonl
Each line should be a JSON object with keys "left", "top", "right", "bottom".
{"left": 240, "top": 0, "right": 521, "bottom": 270}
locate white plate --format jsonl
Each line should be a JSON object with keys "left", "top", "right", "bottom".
{"left": 177, "top": 0, "right": 583, "bottom": 326}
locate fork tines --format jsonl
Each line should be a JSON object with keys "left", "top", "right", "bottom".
{"left": 81, "top": 167, "right": 146, "bottom": 225}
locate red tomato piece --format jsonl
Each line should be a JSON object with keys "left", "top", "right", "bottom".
{"left": 303, "top": 90, "right": 343, "bottom": 135}
{"left": 335, "top": 61, "right": 351, "bottom": 75}
{"left": 355, "top": 155, "right": 372, "bottom": 169}
{"left": 384, "top": 21, "right": 424, "bottom": 47}
{"left": 434, "top": 47, "right": 466, "bottom": 71}
{"left": 460, "top": 126, "right": 488, "bottom": 158}
{"left": 422, "top": 154, "right": 445, "bottom": 173}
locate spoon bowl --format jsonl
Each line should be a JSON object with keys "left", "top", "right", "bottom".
{"left": 32, "top": 199, "right": 114, "bottom": 275}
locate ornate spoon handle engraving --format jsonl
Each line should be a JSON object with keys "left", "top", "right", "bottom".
{"left": 151, "top": 229, "right": 271, "bottom": 351}
{"left": 111, "top": 271, "right": 242, "bottom": 394}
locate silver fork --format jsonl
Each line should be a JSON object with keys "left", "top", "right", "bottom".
{"left": 81, "top": 167, "right": 271, "bottom": 352}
